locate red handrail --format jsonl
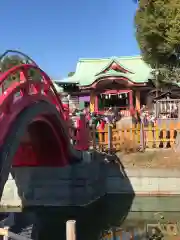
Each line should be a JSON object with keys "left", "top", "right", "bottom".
{"left": 0, "top": 64, "right": 65, "bottom": 117}
{"left": 0, "top": 58, "right": 89, "bottom": 151}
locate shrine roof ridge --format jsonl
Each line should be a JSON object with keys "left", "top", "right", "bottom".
{"left": 78, "top": 55, "right": 142, "bottom": 62}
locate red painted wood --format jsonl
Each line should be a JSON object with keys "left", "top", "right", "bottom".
{"left": 71, "top": 116, "right": 89, "bottom": 151}
{"left": 101, "top": 89, "right": 131, "bottom": 95}
{"left": 91, "top": 77, "right": 132, "bottom": 89}
{"left": 80, "top": 77, "right": 145, "bottom": 90}
{"left": 0, "top": 64, "right": 65, "bottom": 116}
{"left": 110, "top": 62, "right": 128, "bottom": 73}
{"left": 0, "top": 63, "right": 70, "bottom": 167}
{"left": 63, "top": 103, "right": 69, "bottom": 121}
{"left": 13, "top": 144, "right": 39, "bottom": 166}
{"left": 75, "top": 116, "right": 89, "bottom": 151}
{"left": 101, "top": 61, "right": 133, "bottom": 74}
{"left": 129, "top": 90, "right": 134, "bottom": 112}
{"left": 95, "top": 96, "right": 98, "bottom": 112}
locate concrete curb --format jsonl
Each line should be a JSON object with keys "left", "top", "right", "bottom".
{"left": 125, "top": 168, "right": 180, "bottom": 177}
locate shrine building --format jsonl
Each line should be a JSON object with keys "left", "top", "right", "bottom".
{"left": 54, "top": 56, "right": 177, "bottom": 115}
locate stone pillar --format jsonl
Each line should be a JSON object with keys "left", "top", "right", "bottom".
{"left": 90, "top": 91, "right": 95, "bottom": 112}
{"left": 135, "top": 90, "right": 140, "bottom": 110}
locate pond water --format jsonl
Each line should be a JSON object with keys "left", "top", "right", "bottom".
{"left": 8, "top": 194, "right": 180, "bottom": 240}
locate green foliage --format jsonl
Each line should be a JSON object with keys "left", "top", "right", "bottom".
{"left": 0, "top": 55, "right": 23, "bottom": 87}
{"left": 68, "top": 71, "right": 75, "bottom": 77}
{"left": 0, "top": 55, "right": 42, "bottom": 89}
{"left": 0, "top": 55, "right": 24, "bottom": 72}
{"left": 135, "top": 0, "right": 180, "bottom": 85}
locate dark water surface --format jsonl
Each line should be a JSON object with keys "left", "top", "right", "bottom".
{"left": 8, "top": 194, "right": 180, "bottom": 240}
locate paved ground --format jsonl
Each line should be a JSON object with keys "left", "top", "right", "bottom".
{"left": 117, "top": 149, "right": 180, "bottom": 169}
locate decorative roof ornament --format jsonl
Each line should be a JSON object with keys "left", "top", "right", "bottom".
{"left": 95, "top": 58, "right": 134, "bottom": 76}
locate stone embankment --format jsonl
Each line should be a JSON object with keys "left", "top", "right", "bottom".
{"left": 1, "top": 151, "right": 180, "bottom": 211}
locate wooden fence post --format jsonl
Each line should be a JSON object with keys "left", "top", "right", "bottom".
{"left": 3, "top": 227, "right": 8, "bottom": 240}
{"left": 108, "top": 125, "right": 113, "bottom": 154}
{"left": 178, "top": 102, "right": 180, "bottom": 120}
{"left": 140, "top": 122, "right": 145, "bottom": 151}
{"left": 66, "top": 220, "right": 76, "bottom": 240}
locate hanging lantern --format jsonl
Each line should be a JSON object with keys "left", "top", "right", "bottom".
{"left": 109, "top": 94, "right": 111, "bottom": 98}
{"left": 105, "top": 95, "right": 108, "bottom": 99}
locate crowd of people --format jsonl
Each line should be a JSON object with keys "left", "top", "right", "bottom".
{"left": 67, "top": 104, "right": 157, "bottom": 130}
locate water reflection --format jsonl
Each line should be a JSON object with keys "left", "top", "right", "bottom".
{"left": 32, "top": 194, "right": 133, "bottom": 240}
{"left": 10, "top": 194, "right": 180, "bottom": 240}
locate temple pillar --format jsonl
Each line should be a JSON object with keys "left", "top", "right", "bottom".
{"left": 135, "top": 90, "right": 140, "bottom": 110}
{"left": 90, "top": 91, "right": 95, "bottom": 112}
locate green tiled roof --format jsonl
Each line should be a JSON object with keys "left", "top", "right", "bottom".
{"left": 64, "top": 56, "right": 153, "bottom": 86}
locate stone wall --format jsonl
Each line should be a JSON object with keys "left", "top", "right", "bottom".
{"left": 107, "top": 167, "right": 180, "bottom": 195}
{"left": 0, "top": 151, "right": 108, "bottom": 208}
{"left": 1, "top": 150, "right": 180, "bottom": 211}
{"left": 107, "top": 165, "right": 180, "bottom": 212}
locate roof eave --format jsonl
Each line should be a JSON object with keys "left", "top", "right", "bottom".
{"left": 79, "top": 75, "right": 147, "bottom": 89}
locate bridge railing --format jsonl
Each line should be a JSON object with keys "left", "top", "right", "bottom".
{"left": 0, "top": 64, "right": 65, "bottom": 118}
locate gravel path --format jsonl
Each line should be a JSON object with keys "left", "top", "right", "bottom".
{"left": 117, "top": 149, "right": 180, "bottom": 169}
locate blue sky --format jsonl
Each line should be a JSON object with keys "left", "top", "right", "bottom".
{"left": 0, "top": 0, "right": 139, "bottom": 79}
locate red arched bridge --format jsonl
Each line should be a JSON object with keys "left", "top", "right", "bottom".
{"left": 0, "top": 50, "right": 90, "bottom": 204}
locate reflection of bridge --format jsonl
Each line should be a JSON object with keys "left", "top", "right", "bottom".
{"left": 0, "top": 51, "right": 134, "bottom": 210}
